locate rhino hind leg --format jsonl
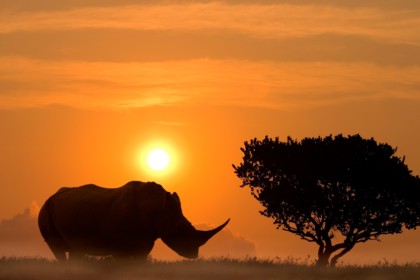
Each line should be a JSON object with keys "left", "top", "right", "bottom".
{"left": 45, "top": 238, "right": 67, "bottom": 261}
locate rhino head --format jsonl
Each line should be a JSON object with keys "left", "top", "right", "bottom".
{"left": 160, "top": 192, "right": 230, "bottom": 258}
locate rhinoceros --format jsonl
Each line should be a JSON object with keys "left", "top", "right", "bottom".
{"left": 38, "top": 181, "right": 229, "bottom": 261}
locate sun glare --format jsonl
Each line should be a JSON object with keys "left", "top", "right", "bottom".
{"left": 137, "top": 141, "right": 178, "bottom": 176}
{"left": 147, "top": 148, "right": 170, "bottom": 171}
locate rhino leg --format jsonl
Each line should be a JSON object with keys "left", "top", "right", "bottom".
{"left": 45, "top": 238, "right": 67, "bottom": 261}
{"left": 112, "top": 240, "right": 155, "bottom": 261}
{"left": 68, "top": 250, "right": 85, "bottom": 261}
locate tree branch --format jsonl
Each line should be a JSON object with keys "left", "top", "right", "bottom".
{"left": 307, "top": 215, "right": 323, "bottom": 241}
{"left": 282, "top": 227, "right": 319, "bottom": 243}
{"left": 330, "top": 243, "right": 346, "bottom": 252}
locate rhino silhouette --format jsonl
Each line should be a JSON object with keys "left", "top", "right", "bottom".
{"left": 38, "top": 181, "right": 229, "bottom": 261}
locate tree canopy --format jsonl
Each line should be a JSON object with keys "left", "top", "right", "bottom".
{"left": 233, "top": 134, "right": 420, "bottom": 266}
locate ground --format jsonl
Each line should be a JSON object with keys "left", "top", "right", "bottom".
{"left": 0, "top": 257, "right": 419, "bottom": 280}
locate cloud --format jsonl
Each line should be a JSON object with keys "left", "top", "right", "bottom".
{"left": 2, "top": 0, "right": 420, "bottom": 12}
{"left": 195, "top": 223, "right": 257, "bottom": 258}
{"left": 0, "top": 207, "right": 255, "bottom": 260}
{"left": 1, "top": 57, "right": 420, "bottom": 110}
{"left": 1, "top": 3, "right": 419, "bottom": 45}
{"left": 0, "top": 2, "right": 419, "bottom": 111}
{"left": 0, "top": 0, "right": 153, "bottom": 12}
{"left": 1, "top": 30, "right": 420, "bottom": 66}
{"left": 151, "top": 223, "right": 256, "bottom": 260}
{"left": 154, "top": 121, "right": 186, "bottom": 127}
{"left": 0, "top": 204, "right": 51, "bottom": 257}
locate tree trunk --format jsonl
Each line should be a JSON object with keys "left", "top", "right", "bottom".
{"left": 316, "top": 244, "right": 355, "bottom": 267}
{"left": 316, "top": 255, "right": 329, "bottom": 267}
{"left": 316, "top": 249, "right": 332, "bottom": 267}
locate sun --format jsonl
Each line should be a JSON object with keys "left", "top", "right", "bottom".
{"left": 137, "top": 142, "right": 178, "bottom": 175}
{"left": 147, "top": 148, "right": 170, "bottom": 171}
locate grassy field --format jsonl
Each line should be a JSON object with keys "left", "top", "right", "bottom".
{"left": 0, "top": 257, "right": 419, "bottom": 280}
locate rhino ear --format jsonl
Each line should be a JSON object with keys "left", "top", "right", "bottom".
{"left": 172, "top": 192, "right": 180, "bottom": 203}
{"left": 165, "top": 192, "right": 181, "bottom": 210}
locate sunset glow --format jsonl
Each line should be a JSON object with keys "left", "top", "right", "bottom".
{"left": 1, "top": 0, "right": 419, "bottom": 264}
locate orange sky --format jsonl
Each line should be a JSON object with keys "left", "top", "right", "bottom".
{"left": 1, "top": 0, "right": 419, "bottom": 264}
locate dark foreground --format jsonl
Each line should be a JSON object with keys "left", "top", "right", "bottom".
{"left": 0, "top": 257, "right": 419, "bottom": 280}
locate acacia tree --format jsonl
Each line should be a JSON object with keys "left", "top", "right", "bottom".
{"left": 233, "top": 134, "right": 420, "bottom": 266}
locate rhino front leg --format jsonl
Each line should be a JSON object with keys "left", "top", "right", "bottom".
{"left": 68, "top": 250, "right": 86, "bottom": 261}
{"left": 113, "top": 240, "right": 155, "bottom": 261}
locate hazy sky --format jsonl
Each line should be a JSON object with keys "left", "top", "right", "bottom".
{"left": 1, "top": 0, "right": 419, "bottom": 263}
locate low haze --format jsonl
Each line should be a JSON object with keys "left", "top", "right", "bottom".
{"left": 0, "top": 205, "right": 256, "bottom": 260}
{"left": 0, "top": 0, "right": 419, "bottom": 264}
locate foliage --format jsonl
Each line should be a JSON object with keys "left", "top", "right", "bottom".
{"left": 233, "top": 134, "right": 420, "bottom": 266}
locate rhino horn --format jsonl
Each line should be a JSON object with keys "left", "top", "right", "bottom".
{"left": 196, "top": 219, "right": 230, "bottom": 246}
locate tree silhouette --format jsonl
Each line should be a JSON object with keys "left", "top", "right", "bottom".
{"left": 233, "top": 134, "right": 420, "bottom": 267}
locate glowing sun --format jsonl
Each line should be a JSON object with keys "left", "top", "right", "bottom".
{"left": 147, "top": 148, "right": 170, "bottom": 171}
